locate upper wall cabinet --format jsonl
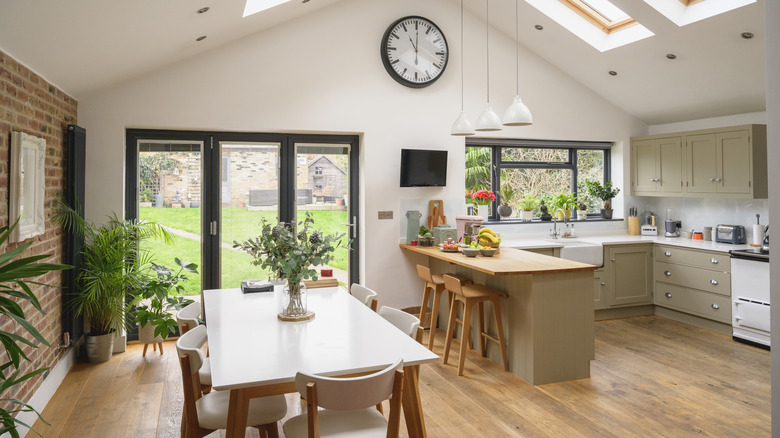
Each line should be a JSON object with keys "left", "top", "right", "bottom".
{"left": 630, "top": 125, "right": 767, "bottom": 199}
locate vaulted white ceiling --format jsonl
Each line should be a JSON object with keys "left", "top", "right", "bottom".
{"left": 0, "top": 0, "right": 765, "bottom": 125}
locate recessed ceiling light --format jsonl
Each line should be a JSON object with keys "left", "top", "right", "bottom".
{"left": 535, "top": 24, "right": 544, "bottom": 30}
{"left": 197, "top": 7, "right": 210, "bottom": 14}
{"left": 608, "top": 71, "right": 618, "bottom": 76}
{"left": 741, "top": 32, "right": 754, "bottom": 39}
{"left": 666, "top": 53, "right": 677, "bottom": 60}
{"left": 302, "top": 0, "right": 310, "bottom": 3}
{"left": 196, "top": 36, "right": 207, "bottom": 42}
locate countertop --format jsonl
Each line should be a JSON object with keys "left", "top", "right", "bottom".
{"left": 501, "top": 233, "right": 755, "bottom": 253}
{"left": 399, "top": 244, "right": 597, "bottom": 276}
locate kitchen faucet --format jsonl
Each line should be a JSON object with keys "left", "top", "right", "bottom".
{"left": 550, "top": 208, "right": 568, "bottom": 239}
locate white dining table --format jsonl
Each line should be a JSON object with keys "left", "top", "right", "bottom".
{"left": 203, "top": 285, "right": 439, "bottom": 438}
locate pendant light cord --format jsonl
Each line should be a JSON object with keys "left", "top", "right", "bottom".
{"left": 461, "top": 0, "right": 465, "bottom": 111}
{"left": 486, "top": 0, "right": 490, "bottom": 104}
{"left": 515, "top": 0, "right": 519, "bottom": 96}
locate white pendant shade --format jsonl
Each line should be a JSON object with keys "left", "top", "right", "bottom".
{"left": 475, "top": 104, "right": 502, "bottom": 131}
{"left": 451, "top": 111, "right": 475, "bottom": 136}
{"left": 503, "top": 95, "right": 533, "bottom": 126}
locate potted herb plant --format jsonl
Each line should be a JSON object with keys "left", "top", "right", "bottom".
{"left": 517, "top": 193, "right": 539, "bottom": 222}
{"left": 497, "top": 187, "right": 515, "bottom": 219}
{"left": 585, "top": 180, "right": 621, "bottom": 219}
{"left": 233, "top": 212, "right": 348, "bottom": 318}
{"left": 129, "top": 258, "right": 197, "bottom": 348}
{"left": 577, "top": 202, "right": 588, "bottom": 221}
{"left": 549, "top": 193, "right": 578, "bottom": 221}
{"left": 53, "top": 199, "right": 172, "bottom": 363}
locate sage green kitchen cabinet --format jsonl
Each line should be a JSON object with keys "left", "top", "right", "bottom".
{"left": 607, "top": 244, "right": 654, "bottom": 306}
{"left": 686, "top": 129, "right": 755, "bottom": 195}
{"left": 630, "top": 136, "right": 683, "bottom": 195}
{"left": 594, "top": 268, "right": 607, "bottom": 310}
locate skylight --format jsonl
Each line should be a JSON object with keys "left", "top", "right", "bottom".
{"left": 644, "top": 0, "right": 757, "bottom": 27}
{"left": 243, "top": 0, "right": 291, "bottom": 18}
{"left": 526, "top": 0, "right": 653, "bottom": 52}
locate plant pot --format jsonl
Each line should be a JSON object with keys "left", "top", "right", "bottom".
{"left": 556, "top": 209, "right": 571, "bottom": 221}
{"left": 335, "top": 198, "right": 344, "bottom": 206}
{"left": 477, "top": 205, "right": 489, "bottom": 220}
{"left": 577, "top": 210, "right": 588, "bottom": 221}
{"left": 601, "top": 209, "right": 613, "bottom": 220}
{"left": 85, "top": 332, "right": 115, "bottom": 363}
{"left": 497, "top": 205, "right": 513, "bottom": 219}
{"left": 138, "top": 322, "right": 165, "bottom": 345}
{"left": 519, "top": 210, "right": 534, "bottom": 222}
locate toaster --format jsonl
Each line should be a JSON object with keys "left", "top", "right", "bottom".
{"left": 715, "top": 224, "right": 746, "bottom": 244}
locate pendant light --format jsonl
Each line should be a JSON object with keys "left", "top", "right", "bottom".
{"left": 475, "top": 0, "right": 502, "bottom": 131}
{"left": 451, "top": 0, "right": 475, "bottom": 136}
{"left": 503, "top": 0, "right": 533, "bottom": 126}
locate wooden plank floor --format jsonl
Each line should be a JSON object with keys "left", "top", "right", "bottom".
{"left": 32, "top": 316, "right": 770, "bottom": 437}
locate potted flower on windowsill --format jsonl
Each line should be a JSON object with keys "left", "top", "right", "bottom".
{"left": 497, "top": 187, "right": 516, "bottom": 219}
{"left": 585, "top": 180, "right": 621, "bottom": 220}
{"left": 233, "top": 212, "right": 348, "bottom": 319}
{"left": 129, "top": 258, "right": 197, "bottom": 347}
{"left": 517, "top": 193, "right": 539, "bottom": 222}
{"left": 471, "top": 189, "right": 495, "bottom": 220}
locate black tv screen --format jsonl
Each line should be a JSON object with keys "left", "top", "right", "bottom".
{"left": 400, "top": 149, "right": 448, "bottom": 187}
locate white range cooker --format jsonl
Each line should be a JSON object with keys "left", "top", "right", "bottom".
{"left": 730, "top": 248, "right": 770, "bottom": 348}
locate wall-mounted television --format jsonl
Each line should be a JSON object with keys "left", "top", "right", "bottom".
{"left": 400, "top": 149, "right": 448, "bottom": 187}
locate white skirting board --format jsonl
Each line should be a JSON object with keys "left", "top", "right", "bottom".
{"left": 16, "top": 347, "right": 76, "bottom": 438}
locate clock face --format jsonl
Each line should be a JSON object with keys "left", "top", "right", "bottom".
{"left": 380, "top": 16, "right": 448, "bottom": 88}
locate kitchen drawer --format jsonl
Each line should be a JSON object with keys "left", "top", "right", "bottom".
{"left": 655, "top": 245, "right": 730, "bottom": 271}
{"left": 654, "top": 262, "right": 731, "bottom": 296}
{"left": 655, "top": 282, "right": 731, "bottom": 324}
{"left": 524, "top": 247, "right": 556, "bottom": 257}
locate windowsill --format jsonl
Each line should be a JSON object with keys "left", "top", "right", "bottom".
{"left": 483, "top": 217, "right": 625, "bottom": 225}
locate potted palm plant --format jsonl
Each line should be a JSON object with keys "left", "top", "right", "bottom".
{"left": 497, "top": 187, "right": 516, "bottom": 219}
{"left": 585, "top": 180, "right": 621, "bottom": 219}
{"left": 53, "top": 200, "right": 172, "bottom": 363}
{"left": 517, "top": 193, "right": 539, "bottom": 222}
{"left": 129, "top": 258, "right": 197, "bottom": 345}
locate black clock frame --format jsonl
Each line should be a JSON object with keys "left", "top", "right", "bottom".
{"left": 380, "top": 15, "right": 449, "bottom": 89}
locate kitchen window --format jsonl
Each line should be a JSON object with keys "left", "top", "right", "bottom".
{"left": 465, "top": 138, "right": 611, "bottom": 221}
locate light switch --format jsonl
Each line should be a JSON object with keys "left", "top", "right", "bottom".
{"left": 378, "top": 211, "right": 393, "bottom": 220}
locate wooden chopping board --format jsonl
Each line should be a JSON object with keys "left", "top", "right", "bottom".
{"left": 427, "top": 200, "right": 446, "bottom": 229}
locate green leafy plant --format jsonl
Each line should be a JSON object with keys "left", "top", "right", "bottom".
{"left": 139, "top": 188, "right": 153, "bottom": 203}
{"left": 233, "top": 212, "right": 349, "bottom": 285}
{"left": 517, "top": 193, "right": 539, "bottom": 211}
{"left": 548, "top": 193, "right": 578, "bottom": 212}
{"left": 499, "top": 187, "right": 516, "bottom": 207}
{"left": 585, "top": 180, "right": 620, "bottom": 210}
{"left": 128, "top": 258, "right": 196, "bottom": 340}
{"left": 418, "top": 225, "right": 429, "bottom": 237}
{"left": 0, "top": 220, "right": 71, "bottom": 437}
{"left": 53, "top": 199, "right": 172, "bottom": 336}
{"left": 578, "top": 202, "right": 588, "bottom": 211}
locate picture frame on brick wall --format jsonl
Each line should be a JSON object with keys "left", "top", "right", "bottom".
{"left": 9, "top": 131, "right": 46, "bottom": 243}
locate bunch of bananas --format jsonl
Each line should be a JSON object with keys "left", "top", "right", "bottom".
{"left": 478, "top": 227, "right": 501, "bottom": 245}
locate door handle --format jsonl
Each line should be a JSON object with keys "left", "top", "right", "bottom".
{"left": 710, "top": 258, "right": 719, "bottom": 264}
{"left": 664, "top": 271, "right": 671, "bottom": 276}
{"left": 710, "top": 279, "right": 719, "bottom": 285}
{"left": 664, "top": 251, "right": 671, "bottom": 257}
{"left": 665, "top": 292, "right": 672, "bottom": 298}
{"left": 341, "top": 216, "right": 357, "bottom": 239}
{"left": 711, "top": 303, "right": 720, "bottom": 310}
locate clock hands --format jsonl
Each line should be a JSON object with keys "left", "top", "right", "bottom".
{"left": 415, "top": 27, "right": 419, "bottom": 65}
{"left": 407, "top": 34, "right": 419, "bottom": 65}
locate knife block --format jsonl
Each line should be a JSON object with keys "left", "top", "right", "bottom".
{"left": 628, "top": 217, "right": 640, "bottom": 235}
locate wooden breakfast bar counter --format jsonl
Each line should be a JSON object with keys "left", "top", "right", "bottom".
{"left": 400, "top": 244, "right": 598, "bottom": 385}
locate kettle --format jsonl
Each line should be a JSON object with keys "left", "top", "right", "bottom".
{"left": 761, "top": 225, "right": 769, "bottom": 254}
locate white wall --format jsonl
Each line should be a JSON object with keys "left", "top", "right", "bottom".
{"left": 79, "top": 0, "right": 645, "bottom": 309}
{"left": 766, "top": 1, "right": 780, "bottom": 435}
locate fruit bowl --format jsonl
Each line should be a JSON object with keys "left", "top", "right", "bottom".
{"left": 480, "top": 248, "right": 497, "bottom": 257}
{"left": 462, "top": 248, "right": 481, "bottom": 257}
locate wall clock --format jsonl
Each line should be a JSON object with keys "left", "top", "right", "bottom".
{"left": 380, "top": 16, "right": 449, "bottom": 88}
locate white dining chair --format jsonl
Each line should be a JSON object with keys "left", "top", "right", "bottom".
{"left": 282, "top": 358, "right": 405, "bottom": 438}
{"left": 379, "top": 306, "right": 423, "bottom": 343}
{"left": 177, "top": 325, "right": 287, "bottom": 438}
{"left": 176, "top": 301, "right": 212, "bottom": 393}
{"left": 350, "top": 283, "right": 378, "bottom": 312}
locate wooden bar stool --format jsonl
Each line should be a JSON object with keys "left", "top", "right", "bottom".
{"left": 416, "top": 265, "right": 471, "bottom": 350}
{"left": 442, "top": 274, "right": 509, "bottom": 376}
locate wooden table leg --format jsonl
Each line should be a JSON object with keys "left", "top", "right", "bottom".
{"left": 226, "top": 388, "right": 250, "bottom": 438}
{"left": 401, "top": 364, "right": 427, "bottom": 438}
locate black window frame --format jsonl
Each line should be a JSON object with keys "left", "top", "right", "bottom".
{"left": 466, "top": 137, "right": 612, "bottom": 222}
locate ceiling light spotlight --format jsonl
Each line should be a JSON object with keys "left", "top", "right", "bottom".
{"left": 302, "top": 0, "right": 310, "bottom": 3}
{"left": 741, "top": 32, "right": 754, "bottom": 39}
{"left": 608, "top": 71, "right": 617, "bottom": 76}
{"left": 666, "top": 53, "right": 677, "bottom": 60}
{"left": 196, "top": 35, "right": 207, "bottom": 42}
{"left": 535, "top": 25, "right": 544, "bottom": 30}
{"left": 197, "top": 7, "right": 210, "bottom": 14}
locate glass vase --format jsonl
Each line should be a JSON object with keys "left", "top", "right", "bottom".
{"left": 282, "top": 281, "right": 307, "bottom": 317}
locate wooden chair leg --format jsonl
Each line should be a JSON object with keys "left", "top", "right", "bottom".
{"left": 492, "top": 297, "right": 509, "bottom": 371}
{"left": 458, "top": 300, "right": 474, "bottom": 376}
{"left": 419, "top": 283, "right": 431, "bottom": 322}
{"left": 143, "top": 344, "right": 149, "bottom": 357}
{"left": 376, "top": 401, "right": 384, "bottom": 414}
{"left": 427, "top": 287, "right": 444, "bottom": 350}
{"left": 443, "top": 298, "right": 460, "bottom": 365}
{"left": 477, "top": 301, "right": 487, "bottom": 357}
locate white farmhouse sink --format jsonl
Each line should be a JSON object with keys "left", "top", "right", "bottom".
{"left": 554, "top": 240, "right": 603, "bottom": 266}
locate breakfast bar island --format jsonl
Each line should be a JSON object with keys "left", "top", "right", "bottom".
{"left": 400, "top": 244, "right": 598, "bottom": 385}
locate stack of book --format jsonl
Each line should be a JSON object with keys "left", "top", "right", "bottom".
{"left": 240, "top": 280, "right": 274, "bottom": 294}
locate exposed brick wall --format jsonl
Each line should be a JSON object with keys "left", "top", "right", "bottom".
{"left": 0, "top": 50, "right": 76, "bottom": 410}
